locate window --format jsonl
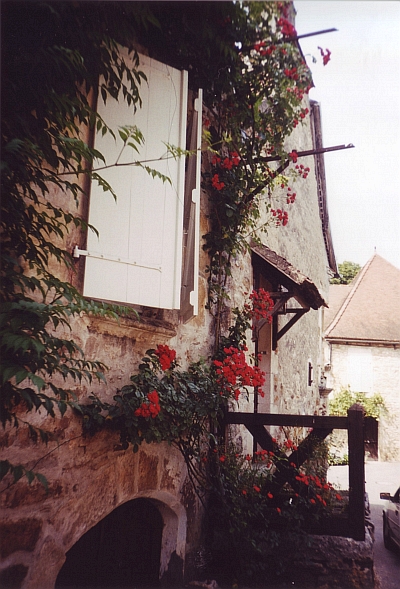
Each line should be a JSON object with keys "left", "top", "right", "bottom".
{"left": 79, "top": 52, "right": 201, "bottom": 315}
{"left": 307, "top": 361, "right": 313, "bottom": 387}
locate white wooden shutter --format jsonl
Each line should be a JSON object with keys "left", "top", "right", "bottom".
{"left": 83, "top": 53, "right": 188, "bottom": 309}
{"left": 180, "top": 89, "right": 202, "bottom": 321}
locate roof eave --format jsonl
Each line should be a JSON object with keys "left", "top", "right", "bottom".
{"left": 251, "top": 242, "right": 327, "bottom": 310}
{"left": 326, "top": 337, "right": 400, "bottom": 347}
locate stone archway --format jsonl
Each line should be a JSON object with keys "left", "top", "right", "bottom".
{"left": 56, "top": 498, "right": 163, "bottom": 588}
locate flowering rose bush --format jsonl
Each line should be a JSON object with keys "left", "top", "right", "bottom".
{"left": 245, "top": 288, "right": 274, "bottom": 322}
{"left": 81, "top": 288, "right": 344, "bottom": 584}
{"left": 213, "top": 346, "right": 265, "bottom": 401}
{"left": 205, "top": 440, "right": 343, "bottom": 585}
{"left": 201, "top": 2, "right": 316, "bottom": 328}
{"left": 81, "top": 290, "right": 269, "bottom": 450}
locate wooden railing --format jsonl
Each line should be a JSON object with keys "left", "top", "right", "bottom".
{"left": 224, "top": 403, "right": 366, "bottom": 540}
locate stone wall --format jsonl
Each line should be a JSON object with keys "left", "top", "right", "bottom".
{"left": 242, "top": 94, "right": 331, "bottom": 446}
{"left": 0, "top": 436, "right": 199, "bottom": 589}
{"left": 326, "top": 343, "right": 400, "bottom": 461}
{"left": 0, "top": 168, "right": 214, "bottom": 588}
{"left": 0, "top": 86, "right": 334, "bottom": 589}
{"left": 281, "top": 527, "right": 376, "bottom": 589}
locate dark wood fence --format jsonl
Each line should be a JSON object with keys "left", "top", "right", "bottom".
{"left": 224, "top": 403, "right": 366, "bottom": 540}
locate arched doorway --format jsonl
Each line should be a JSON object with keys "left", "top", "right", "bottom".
{"left": 56, "top": 498, "right": 163, "bottom": 589}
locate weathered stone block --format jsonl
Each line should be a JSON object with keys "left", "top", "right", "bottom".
{"left": 138, "top": 451, "right": 159, "bottom": 491}
{"left": 0, "top": 564, "right": 28, "bottom": 589}
{"left": 0, "top": 519, "right": 42, "bottom": 558}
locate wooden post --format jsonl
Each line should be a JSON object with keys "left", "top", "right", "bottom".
{"left": 347, "top": 404, "right": 365, "bottom": 540}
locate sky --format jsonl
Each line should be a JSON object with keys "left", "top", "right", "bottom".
{"left": 294, "top": 1, "right": 400, "bottom": 271}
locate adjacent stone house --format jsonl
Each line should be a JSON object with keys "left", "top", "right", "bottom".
{"left": 323, "top": 254, "right": 400, "bottom": 461}
{"left": 1, "top": 17, "right": 338, "bottom": 589}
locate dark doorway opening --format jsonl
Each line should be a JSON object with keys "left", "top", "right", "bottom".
{"left": 364, "top": 417, "right": 378, "bottom": 460}
{"left": 56, "top": 498, "right": 163, "bottom": 589}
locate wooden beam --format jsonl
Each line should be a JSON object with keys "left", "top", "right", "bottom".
{"left": 275, "top": 308, "right": 308, "bottom": 343}
{"left": 225, "top": 409, "right": 365, "bottom": 540}
{"left": 267, "top": 427, "right": 333, "bottom": 492}
{"left": 225, "top": 412, "right": 348, "bottom": 430}
{"left": 262, "top": 144, "right": 355, "bottom": 163}
{"left": 348, "top": 404, "right": 365, "bottom": 540}
{"left": 246, "top": 424, "right": 275, "bottom": 452}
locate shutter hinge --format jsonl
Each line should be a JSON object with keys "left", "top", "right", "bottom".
{"left": 73, "top": 245, "right": 161, "bottom": 272}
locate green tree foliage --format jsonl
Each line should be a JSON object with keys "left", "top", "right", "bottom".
{"left": 329, "top": 387, "right": 387, "bottom": 419}
{"left": 330, "top": 261, "right": 361, "bottom": 284}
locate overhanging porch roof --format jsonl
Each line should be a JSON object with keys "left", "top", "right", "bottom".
{"left": 251, "top": 242, "right": 328, "bottom": 310}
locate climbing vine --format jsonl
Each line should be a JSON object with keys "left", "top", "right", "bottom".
{"left": 1, "top": 1, "right": 343, "bottom": 583}
{"left": 1, "top": 0, "right": 331, "bottom": 509}
{"left": 199, "top": 1, "right": 314, "bottom": 348}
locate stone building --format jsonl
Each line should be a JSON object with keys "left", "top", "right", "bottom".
{"left": 1, "top": 15, "right": 338, "bottom": 589}
{"left": 323, "top": 254, "right": 400, "bottom": 461}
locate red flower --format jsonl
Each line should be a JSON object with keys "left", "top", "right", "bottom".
{"left": 278, "top": 17, "right": 296, "bottom": 37}
{"left": 284, "top": 67, "right": 298, "bottom": 80}
{"left": 267, "top": 492, "right": 273, "bottom": 499}
{"left": 289, "top": 150, "right": 298, "bottom": 163}
{"left": 253, "top": 485, "right": 261, "bottom": 493}
{"left": 318, "top": 47, "right": 331, "bottom": 66}
{"left": 134, "top": 389, "right": 161, "bottom": 419}
{"left": 253, "top": 41, "right": 266, "bottom": 52}
{"left": 213, "top": 345, "right": 266, "bottom": 395}
{"left": 134, "top": 402, "right": 150, "bottom": 418}
{"left": 219, "top": 455, "right": 226, "bottom": 462}
{"left": 149, "top": 402, "right": 160, "bottom": 418}
{"left": 155, "top": 344, "right": 176, "bottom": 370}
{"left": 222, "top": 157, "right": 233, "bottom": 170}
{"left": 249, "top": 288, "right": 274, "bottom": 321}
{"left": 276, "top": 507, "right": 281, "bottom": 514}
{"left": 211, "top": 173, "right": 225, "bottom": 191}
{"left": 287, "top": 191, "right": 296, "bottom": 204}
{"left": 147, "top": 390, "right": 159, "bottom": 405}
{"left": 271, "top": 209, "right": 289, "bottom": 227}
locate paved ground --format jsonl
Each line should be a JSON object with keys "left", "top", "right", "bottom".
{"left": 328, "top": 461, "right": 400, "bottom": 589}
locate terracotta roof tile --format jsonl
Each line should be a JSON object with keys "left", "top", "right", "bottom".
{"left": 324, "top": 284, "right": 351, "bottom": 328}
{"left": 325, "top": 255, "right": 400, "bottom": 344}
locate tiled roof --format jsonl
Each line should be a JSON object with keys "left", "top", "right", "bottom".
{"left": 324, "top": 284, "right": 352, "bottom": 328}
{"left": 325, "top": 255, "right": 400, "bottom": 344}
